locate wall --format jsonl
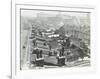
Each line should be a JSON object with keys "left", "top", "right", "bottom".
{"left": 0, "top": 0, "right": 99, "bottom": 79}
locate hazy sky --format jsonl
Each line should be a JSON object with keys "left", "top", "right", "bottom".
{"left": 21, "top": 9, "right": 90, "bottom": 18}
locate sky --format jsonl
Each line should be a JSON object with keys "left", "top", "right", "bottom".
{"left": 21, "top": 9, "right": 90, "bottom": 18}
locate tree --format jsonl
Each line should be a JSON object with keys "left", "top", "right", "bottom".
{"left": 77, "top": 48, "right": 85, "bottom": 60}
{"left": 59, "top": 27, "right": 65, "bottom": 37}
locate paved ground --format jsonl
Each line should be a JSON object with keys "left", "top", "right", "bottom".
{"left": 22, "top": 59, "right": 90, "bottom": 70}
{"left": 65, "top": 60, "right": 90, "bottom": 67}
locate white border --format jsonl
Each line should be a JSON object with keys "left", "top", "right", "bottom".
{"left": 12, "top": 4, "right": 96, "bottom": 79}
